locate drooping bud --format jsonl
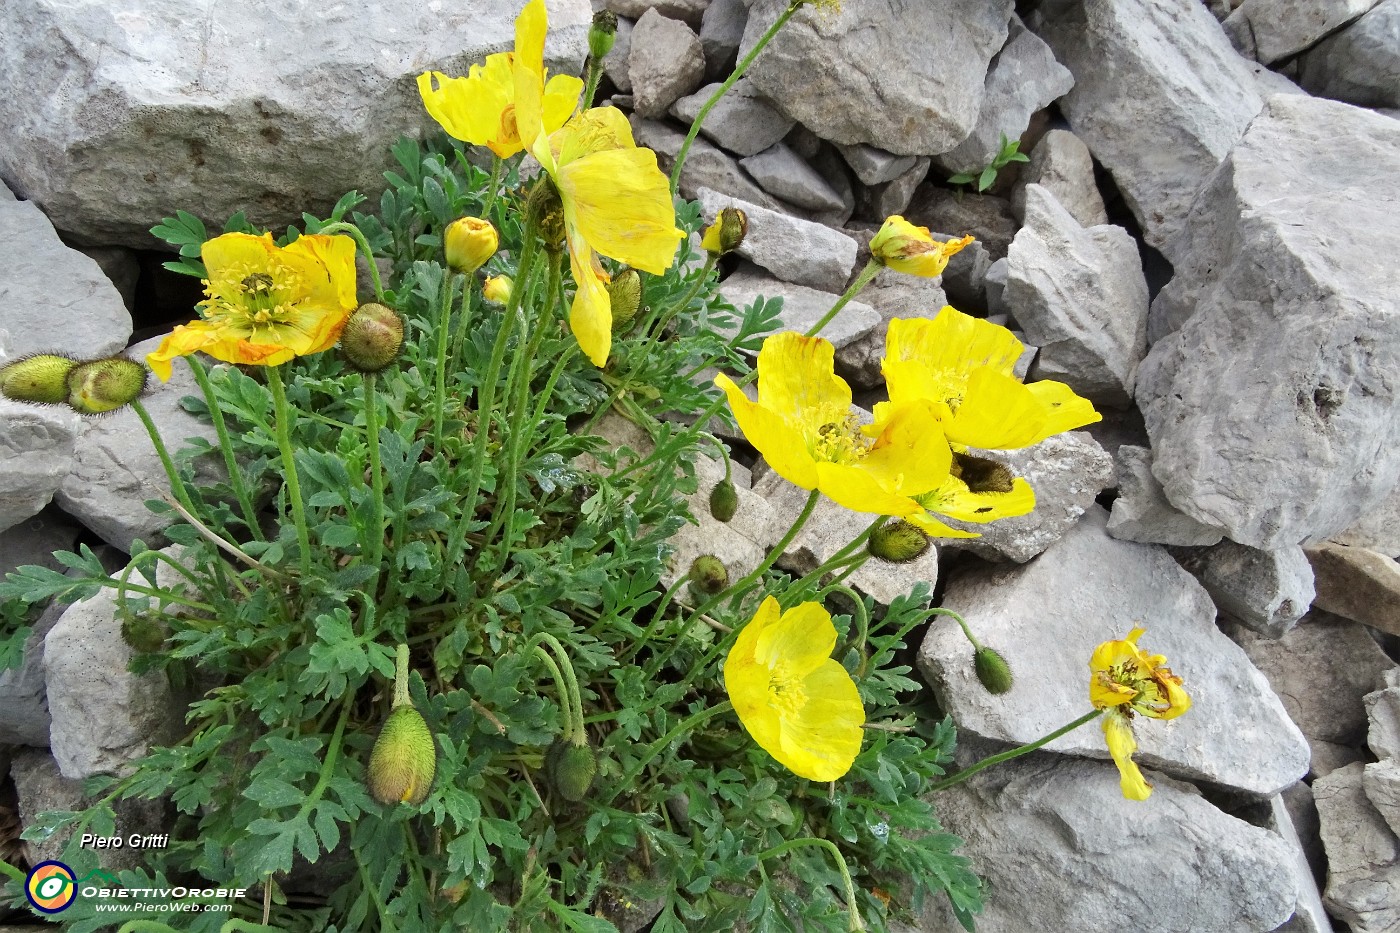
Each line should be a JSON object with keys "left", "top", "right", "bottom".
{"left": 607, "top": 269, "right": 643, "bottom": 333}
{"left": 588, "top": 10, "right": 618, "bottom": 61}
{"left": 121, "top": 614, "right": 165, "bottom": 654}
{"left": 708, "top": 479, "right": 738, "bottom": 522}
{"left": 0, "top": 354, "right": 76, "bottom": 405}
{"left": 65, "top": 357, "right": 148, "bottom": 414}
{"left": 869, "top": 215, "right": 973, "bottom": 278}
{"left": 951, "top": 452, "right": 1015, "bottom": 494}
{"left": 973, "top": 646, "right": 1014, "bottom": 695}
{"left": 527, "top": 179, "right": 567, "bottom": 251}
{"left": 545, "top": 738, "right": 598, "bottom": 803}
{"left": 483, "top": 275, "right": 513, "bottom": 305}
{"left": 339, "top": 303, "right": 405, "bottom": 373}
{"left": 367, "top": 705, "right": 437, "bottom": 805}
{"left": 688, "top": 555, "right": 729, "bottom": 596}
{"left": 868, "top": 520, "right": 930, "bottom": 563}
{"left": 444, "top": 217, "right": 498, "bottom": 275}
{"left": 700, "top": 207, "right": 747, "bottom": 256}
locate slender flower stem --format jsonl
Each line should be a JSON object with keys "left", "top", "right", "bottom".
{"left": 928, "top": 709, "right": 1105, "bottom": 792}
{"left": 363, "top": 371, "right": 387, "bottom": 581}
{"left": 598, "top": 700, "right": 733, "bottom": 807}
{"left": 756, "top": 838, "right": 866, "bottom": 932}
{"left": 582, "top": 54, "right": 606, "bottom": 111}
{"left": 130, "top": 399, "right": 199, "bottom": 519}
{"left": 532, "top": 646, "right": 574, "bottom": 739}
{"left": 449, "top": 278, "right": 477, "bottom": 375}
{"left": 787, "top": 517, "right": 882, "bottom": 597}
{"left": 619, "top": 571, "right": 690, "bottom": 665}
{"left": 529, "top": 633, "right": 585, "bottom": 742}
{"left": 805, "top": 259, "right": 880, "bottom": 340}
{"left": 827, "top": 583, "right": 870, "bottom": 665}
{"left": 670, "top": 0, "right": 804, "bottom": 195}
{"left": 265, "top": 366, "right": 312, "bottom": 577}
{"left": 646, "top": 254, "right": 715, "bottom": 339}
{"left": 392, "top": 643, "right": 411, "bottom": 708}
{"left": 929, "top": 606, "right": 982, "bottom": 651}
{"left": 186, "top": 358, "right": 264, "bottom": 539}
{"left": 432, "top": 269, "right": 458, "bottom": 454}
{"left": 482, "top": 155, "right": 504, "bottom": 219}
{"left": 318, "top": 221, "right": 386, "bottom": 304}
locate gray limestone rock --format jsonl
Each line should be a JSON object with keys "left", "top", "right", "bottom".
{"left": 629, "top": 10, "right": 706, "bottom": 118}
{"left": 1267, "top": 792, "right": 1338, "bottom": 933}
{"left": 54, "top": 337, "right": 223, "bottom": 551}
{"left": 1307, "top": 542, "right": 1400, "bottom": 636}
{"left": 631, "top": 116, "right": 784, "bottom": 210}
{"left": 602, "top": 0, "right": 707, "bottom": 29}
{"left": 670, "top": 80, "right": 795, "bottom": 157}
{"left": 740, "top": 144, "right": 845, "bottom": 213}
{"left": 699, "top": 0, "right": 747, "bottom": 81}
{"left": 1171, "top": 540, "right": 1315, "bottom": 636}
{"left": 1314, "top": 762, "right": 1400, "bottom": 933}
{"left": 1332, "top": 483, "right": 1400, "bottom": 556}
{"left": 76, "top": 246, "right": 140, "bottom": 312}
{"left": 0, "top": 398, "right": 81, "bottom": 535}
{"left": 0, "top": 601, "right": 62, "bottom": 747}
{"left": 1298, "top": 0, "right": 1400, "bottom": 108}
{"left": 1225, "top": 611, "right": 1397, "bottom": 778}
{"left": 943, "top": 432, "right": 1115, "bottom": 563}
{"left": 1365, "top": 760, "right": 1400, "bottom": 840}
{"left": 715, "top": 264, "right": 879, "bottom": 350}
{"left": 936, "top": 17, "right": 1074, "bottom": 175}
{"left": 698, "top": 188, "right": 857, "bottom": 292}
{"left": 832, "top": 269, "right": 947, "bottom": 389}
{"left": 1010, "top": 128, "right": 1108, "bottom": 227}
{"left": 1106, "top": 445, "right": 1225, "bottom": 546}
{"left": 0, "top": 0, "right": 591, "bottom": 246}
{"left": 662, "top": 450, "right": 774, "bottom": 602}
{"left": 1005, "top": 185, "right": 1149, "bottom": 408}
{"left": 739, "top": 0, "right": 1014, "bottom": 155}
{"left": 805, "top": 144, "right": 857, "bottom": 227}
{"left": 924, "top": 505, "right": 1311, "bottom": 795}
{"left": 913, "top": 750, "right": 1299, "bottom": 933}
{"left": 835, "top": 144, "right": 919, "bottom": 188}
{"left": 904, "top": 186, "right": 1018, "bottom": 261}
{"left": 984, "top": 257, "right": 1009, "bottom": 316}
{"left": 0, "top": 507, "right": 83, "bottom": 579}
{"left": 1368, "top": 686, "right": 1400, "bottom": 759}
{"left": 1138, "top": 96, "right": 1400, "bottom": 549}
{"left": 603, "top": 15, "right": 635, "bottom": 93}
{"left": 864, "top": 157, "right": 929, "bottom": 220}
{"left": 1225, "top": 0, "right": 1382, "bottom": 63}
{"left": 1031, "top": 0, "right": 1267, "bottom": 257}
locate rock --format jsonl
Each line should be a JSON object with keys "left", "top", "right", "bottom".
{"left": 1267, "top": 791, "right": 1338, "bottom": 933}
{"left": 1282, "top": 780, "right": 1333, "bottom": 909}
{"left": 1298, "top": 0, "right": 1400, "bottom": 108}
{"left": 0, "top": 0, "right": 592, "bottom": 246}
{"left": 1031, "top": 0, "right": 1267, "bottom": 256}
{"left": 0, "top": 187, "right": 132, "bottom": 360}
{"left": 739, "top": 0, "right": 1014, "bottom": 155}
{"left": 923, "top": 505, "right": 1311, "bottom": 795}
{"left": 629, "top": 10, "right": 706, "bottom": 118}
{"left": 1005, "top": 185, "right": 1148, "bottom": 408}
{"left": 832, "top": 268, "right": 947, "bottom": 389}
{"left": 602, "top": 0, "right": 707, "bottom": 29}
{"left": 1225, "top": 611, "right": 1396, "bottom": 778}
{"left": 632, "top": 116, "right": 785, "bottom": 210}
{"left": 1332, "top": 483, "right": 1400, "bottom": 556}
{"left": 715, "top": 264, "right": 879, "bottom": 350}
{"left": 1107, "top": 445, "right": 1225, "bottom": 547}
{"left": 1171, "top": 540, "right": 1315, "bottom": 636}
{"left": 835, "top": 144, "right": 920, "bottom": 188}
{"left": 740, "top": 144, "right": 846, "bottom": 213}
{"left": 699, "top": 0, "right": 747, "bottom": 81}
{"left": 54, "top": 336, "right": 223, "bottom": 551}
{"left": 603, "top": 14, "right": 635, "bottom": 93}
{"left": 1010, "top": 128, "right": 1108, "bottom": 227}
{"left": 754, "top": 470, "right": 939, "bottom": 607}
{"left": 76, "top": 246, "right": 141, "bottom": 312}
{"left": 1224, "top": 0, "right": 1383, "bottom": 64}
{"left": 0, "top": 506, "right": 83, "bottom": 579}
{"left": 915, "top": 749, "right": 1299, "bottom": 933}
{"left": 863, "top": 157, "right": 929, "bottom": 220}
{"left": 1137, "top": 96, "right": 1400, "bottom": 549}
{"left": 698, "top": 188, "right": 857, "bottom": 292}
{"left": 1368, "top": 685, "right": 1400, "bottom": 759}
{"left": 0, "top": 398, "right": 81, "bottom": 536}
{"left": 670, "top": 80, "right": 795, "bottom": 157}
{"left": 904, "top": 186, "right": 1018, "bottom": 261}
{"left": 0, "top": 601, "right": 62, "bottom": 747}
{"left": 1307, "top": 543, "right": 1400, "bottom": 636}
{"left": 936, "top": 17, "right": 1074, "bottom": 175}
{"left": 941, "top": 433, "right": 1114, "bottom": 563}
{"left": 44, "top": 564, "right": 186, "bottom": 778}
{"left": 1366, "top": 760, "right": 1400, "bottom": 839}
{"left": 662, "top": 451, "right": 775, "bottom": 602}
{"left": 984, "top": 257, "right": 1009, "bottom": 315}
{"left": 1314, "top": 762, "right": 1400, "bottom": 933}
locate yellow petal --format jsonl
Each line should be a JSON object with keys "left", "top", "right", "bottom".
{"left": 813, "top": 462, "right": 924, "bottom": 517}
{"left": 202, "top": 231, "right": 278, "bottom": 273}
{"left": 146, "top": 322, "right": 221, "bottom": 382}
{"left": 860, "top": 401, "right": 953, "bottom": 496}
{"left": 921, "top": 474, "right": 1036, "bottom": 524}
{"left": 1026, "top": 379, "right": 1102, "bottom": 436}
{"left": 714, "top": 373, "right": 820, "bottom": 491}
{"left": 886, "top": 310, "right": 1025, "bottom": 381}
{"left": 555, "top": 106, "right": 637, "bottom": 162}
{"left": 754, "top": 333, "right": 850, "bottom": 436}
{"left": 777, "top": 660, "right": 866, "bottom": 781}
{"left": 565, "top": 226, "right": 612, "bottom": 367}
{"left": 417, "top": 68, "right": 511, "bottom": 149}
{"left": 542, "top": 73, "right": 585, "bottom": 135}
{"left": 512, "top": 0, "right": 550, "bottom": 162}
{"left": 750, "top": 601, "right": 837, "bottom": 676}
{"left": 555, "top": 144, "right": 682, "bottom": 275}
{"left": 724, "top": 597, "right": 786, "bottom": 756}
{"left": 945, "top": 367, "right": 1059, "bottom": 449}
{"left": 283, "top": 233, "right": 358, "bottom": 316}
{"left": 904, "top": 512, "right": 981, "bottom": 539}
{"left": 1103, "top": 712, "right": 1152, "bottom": 800}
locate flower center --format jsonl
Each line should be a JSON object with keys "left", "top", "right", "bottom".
{"left": 767, "top": 661, "right": 807, "bottom": 719}
{"left": 810, "top": 412, "right": 871, "bottom": 465}
{"left": 203, "top": 260, "right": 305, "bottom": 331}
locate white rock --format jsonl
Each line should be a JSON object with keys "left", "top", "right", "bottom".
{"left": 1297, "top": 0, "right": 1400, "bottom": 108}
{"left": 1225, "top": 0, "right": 1382, "bottom": 63}
{"left": 629, "top": 9, "right": 706, "bottom": 118}
{"left": 699, "top": 0, "right": 747, "bottom": 81}
{"left": 923, "top": 505, "right": 1311, "bottom": 796}
{"left": 662, "top": 451, "right": 774, "bottom": 602}
{"left": 1332, "top": 482, "right": 1400, "bottom": 556}
{"left": 1031, "top": 0, "right": 1267, "bottom": 256}
{"left": 1137, "top": 96, "right": 1400, "bottom": 549}
{"left": 632, "top": 115, "right": 785, "bottom": 210}
{"left": 602, "top": 15, "right": 635, "bottom": 93}
{"left": 1306, "top": 542, "right": 1400, "bottom": 637}
{"left": 1314, "top": 762, "right": 1400, "bottom": 933}
{"left": 1106, "top": 445, "right": 1225, "bottom": 546}
{"left": 1367, "top": 685, "right": 1400, "bottom": 759}
{"left": 739, "top": 144, "right": 845, "bottom": 212}
{"left": 697, "top": 188, "right": 857, "bottom": 292}
{"left": 1005, "top": 185, "right": 1148, "bottom": 408}
{"left": 1171, "top": 540, "right": 1315, "bottom": 636}
{"left": 832, "top": 269, "right": 947, "bottom": 390}
{"left": 1267, "top": 792, "right": 1338, "bottom": 933}
{"left": 714, "top": 264, "right": 879, "bottom": 350}
{"left": 0, "top": 601, "right": 61, "bottom": 747}
{"left": 0, "top": 398, "right": 80, "bottom": 535}
{"left": 1365, "top": 760, "right": 1400, "bottom": 840}
{"left": 602, "top": 0, "right": 707, "bottom": 29}
{"left": 834, "top": 144, "right": 919, "bottom": 188}
{"left": 1010, "top": 128, "right": 1108, "bottom": 227}
{"left": 670, "top": 80, "right": 794, "bottom": 157}
{"left": 865, "top": 157, "right": 930, "bottom": 219}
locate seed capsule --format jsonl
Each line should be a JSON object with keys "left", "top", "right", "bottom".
{"left": 688, "top": 555, "right": 729, "bottom": 596}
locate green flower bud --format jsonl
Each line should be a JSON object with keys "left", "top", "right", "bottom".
{"left": 65, "top": 357, "right": 148, "bottom": 414}
{"left": 0, "top": 354, "right": 76, "bottom": 405}
{"left": 367, "top": 705, "right": 437, "bottom": 806}
{"left": 973, "top": 646, "right": 1014, "bottom": 695}
{"left": 952, "top": 452, "right": 1015, "bottom": 494}
{"left": 867, "top": 520, "right": 930, "bottom": 563}
{"left": 588, "top": 10, "right": 618, "bottom": 61}
{"left": 121, "top": 614, "right": 165, "bottom": 653}
{"left": 340, "top": 302, "right": 405, "bottom": 373}
{"left": 688, "top": 555, "right": 729, "bottom": 596}
{"left": 700, "top": 207, "right": 748, "bottom": 256}
{"left": 607, "top": 268, "right": 643, "bottom": 333}
{"left": 545, "top": 738, "right": 598, "bottom": 803}
{"left": 708, "top": 479, "right": 738, "bottom": 522}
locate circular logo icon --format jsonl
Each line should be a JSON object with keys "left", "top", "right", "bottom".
{"left": 26, "top": 860, "right": 77, "bottom": 913}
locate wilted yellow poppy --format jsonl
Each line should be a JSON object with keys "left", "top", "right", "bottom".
{"left": 869, "top": 216, "right": 973, "bottom": 278}
{"left": 1089, "top": 627, "right": 1191, "bottom": 800}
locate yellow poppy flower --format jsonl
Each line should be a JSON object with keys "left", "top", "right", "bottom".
{"left": 511, "top": 0, "right": 683, "bottom": 366}
{"left": 907, "top": 454, "right": 1037, "bottom": 536}
{"left": 869, "top": 216, "right": 973, "bottom": 278}
{"left": 723, "top": 597, "right": 865, "bottom": 781}
{"left": 1089, "top": 627, "right": 1191, "bottom": 800}
{"left": 877, "top": 309, "right": 1101, "bottom": 450}
{"left": 146, "top": 232, "right": 357, "bottom": 382}
{"left": 715, "top": 333, "right": 975, "bottom": 534}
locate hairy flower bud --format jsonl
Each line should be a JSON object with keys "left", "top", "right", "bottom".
{"left": 65, "top": 357, "right": 148, "bottom": 414}
{"left": 545, "top": 738, "right": 598, "bottom": 803}
{"left": 444, "top": 217, "right": 498, "bottom": 275}
{"left": 340, "top": 303, "right": 405, "bottom": 373}
{"left": 867, "top": 520, "right": 929, "bottom": 563}
{"left": 973, "top": 646, "right": 1014, "bottom": 695}
{"left": 588, "top": 10, "right": 618, "bottom": 61}
{"left": 688, "top": 555, "right": 729, "bottom": 596}
{"left": 527, "top": 180, "right": 567, "bottom": 250}
{"left": 701, "top": 207, "right": 748, "bottom": 256}
{"left": 483, "top": 275, "right": 513, "bottom": 305}
{"left": 367, "top": 705, "right": 437, "bottom": 806}
{"left": 607, "top": 268, "right": 643, "bottom": 333}
{"left": 951, "top": 452, "right": 1016, "bottom": 494}
{"left": 0, "top": 354, "right": 76, "bottom": 405}
{"left": 708, "top": 479, "right": 738, "bottom": 522}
